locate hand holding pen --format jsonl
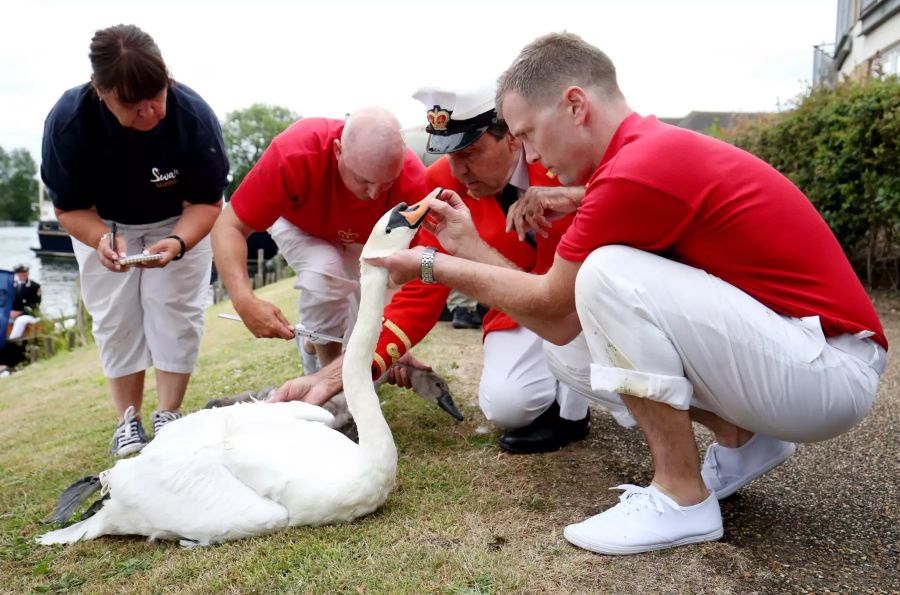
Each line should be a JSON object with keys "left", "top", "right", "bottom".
{"left": 99, "top": 221, "right": 127, "bottom": 272}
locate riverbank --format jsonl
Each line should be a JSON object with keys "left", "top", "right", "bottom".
{"left": 0, "top": 280, "right": 897, "bottom": 592}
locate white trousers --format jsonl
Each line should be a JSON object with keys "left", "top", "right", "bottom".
{"left": 546, "top": 245, "right": 885, "bottom": 443}
{"left": 269, "top": 218, "right": 362, "bottom": 343}
{"left": 480, "top": 326, "right": 591, "bottom": 429}
{"left": 9, "top": 314, "right": 38, "bottom": 340}
{"left": 73, "top": 216, "right": 212, "bottom": 378}
{"left": 447, "top": 289, "right": 477, "bottom": 312}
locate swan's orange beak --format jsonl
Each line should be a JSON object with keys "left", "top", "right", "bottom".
{"left": 385, "top": 187, "right": 439, "bottom": 232}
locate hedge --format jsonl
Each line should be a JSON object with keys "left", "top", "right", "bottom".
{"left": 724, "top": 77, "right": 900, "bottom": 287}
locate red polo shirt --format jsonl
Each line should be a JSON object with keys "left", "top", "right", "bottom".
{"left": 230, "top": 118, "right": 427, "bottom": 244}
{"left": 557, "top": 113, "right": 887, "bottom": 349}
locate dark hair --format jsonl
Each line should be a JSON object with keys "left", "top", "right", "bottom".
{"left": 497, "top": 32, "right": 623, "bottom": 116}
{"left": 484, "top": 117, "right": 510, "bottom": 140}
{"left": 89, "top": 24, "right": 170, "bottom": 103}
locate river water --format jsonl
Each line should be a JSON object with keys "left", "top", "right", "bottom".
{"left": 0, "top": 225, "right": 80, "bottom": 318}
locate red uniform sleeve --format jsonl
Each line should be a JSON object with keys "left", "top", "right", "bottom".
{"left": 370, "top": 227, "right": 449, "bottom": 376}
{"left": 557, "top": 176, "right": 694, "bottom": 262}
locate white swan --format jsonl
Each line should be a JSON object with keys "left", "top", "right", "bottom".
{"left": 36, "top": 192, "right": 434, "bottom": 546}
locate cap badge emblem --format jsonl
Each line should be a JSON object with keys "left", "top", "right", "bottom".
{"left": 427, "top": 107, "right": 451, "bottom": 131}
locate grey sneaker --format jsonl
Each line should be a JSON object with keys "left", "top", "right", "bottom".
{"left": 110, "top": 405, "right": 148, "bottom": 457}
{"left": 151, "top": 409, "right": 183, "bottom": 437}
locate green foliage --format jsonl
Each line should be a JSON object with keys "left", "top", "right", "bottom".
{"left": 729, "top": 77, "right": 900, "bottom": 286}
{"left": 0, "top": 146, "right": 38, "bottom": 223}
{"left": 221, "top": 103, "right": 299, "bottom": 197}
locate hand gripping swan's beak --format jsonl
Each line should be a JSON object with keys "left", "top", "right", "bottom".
{"left": 384, "top": 188, "right": 440, "bottom": 233}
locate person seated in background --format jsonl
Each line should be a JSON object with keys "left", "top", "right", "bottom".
{"left": 211, "top": 108, "right": 428, "bottom": 374}
{"left": 272, "top": 84, "right": 592, "bottom": 455}
{"left": 8, "top": 264, "right": 41, "bottom": 340}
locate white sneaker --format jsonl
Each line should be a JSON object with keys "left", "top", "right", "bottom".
{"left": 563, "top": 484, "right": 723, "bottom": 555}
{"left": 702, "top": 434, "right": 796, "bottom": 499}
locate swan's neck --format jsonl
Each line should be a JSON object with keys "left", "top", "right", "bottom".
{"left": 343, "top": 263, "right": 396, "bottom": 463}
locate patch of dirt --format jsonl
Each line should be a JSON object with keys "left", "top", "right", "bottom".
{"left": 415, "top": 296, "right": 900, "bottom": 593}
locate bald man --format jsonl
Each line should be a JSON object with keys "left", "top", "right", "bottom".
{"left": 212, "top": 109, "right": 428, "bottom": 369}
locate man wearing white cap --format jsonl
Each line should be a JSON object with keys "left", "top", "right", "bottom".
{"left": 212, "top": 108, "right": 428, "bottom": 371}
{"left": 273, "top": 85, "right": 592, "bottom": 455}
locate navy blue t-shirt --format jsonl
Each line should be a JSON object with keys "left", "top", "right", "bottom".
{"left": 41, "top": 83, "right": 229, "bottom": 224}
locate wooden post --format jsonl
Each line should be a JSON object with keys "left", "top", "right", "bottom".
{"left": 68, "top": 331, "right": 76, "bottom": 351}
{"left": 275, "top": 255, "right": 283, "bottom": 281}
{"left": 255, "top": 249, "right": 265, "bottom": 288}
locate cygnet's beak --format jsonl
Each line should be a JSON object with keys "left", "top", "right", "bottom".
{"left": 385, "top": 187, "right": 440, "bottom": 233}
{"left": 438, "top": 391, "right": 464, "bottom": 422}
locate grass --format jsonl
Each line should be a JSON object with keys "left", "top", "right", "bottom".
{"left": 0, "top": 278, "right": 806, "bottom": 593}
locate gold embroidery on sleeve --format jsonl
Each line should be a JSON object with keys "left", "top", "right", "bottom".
{"left": 373, "top": 353, "right": 387, "bottom": 375}
{"left": 386, "top": 343, "right": 402, "bottom": 365}
{"left": 384, "top": 319, "right": 412, "bottom": 351}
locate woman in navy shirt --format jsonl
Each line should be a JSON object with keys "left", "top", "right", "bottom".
{"left": 41, "top": 24, "right": 229, "bottom": 456}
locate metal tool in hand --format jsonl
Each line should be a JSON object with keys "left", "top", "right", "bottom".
{"left": 217, "top": 313, "right": 345, "bottom": 344}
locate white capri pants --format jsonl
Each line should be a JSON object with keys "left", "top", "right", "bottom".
{"left": 545, "top": 245, "right": 885, "bottom": 443}
{"left": 9, "top": 314, "right": 39, "bottom": 340}
{"left": 72, "top": 216, "right": 212, "bottom": 378}
{"left": 269, "top": 218, "right": 362, "bottom": 343}
{"left": 480, "top": 326, "right": 591, "bottom": 429}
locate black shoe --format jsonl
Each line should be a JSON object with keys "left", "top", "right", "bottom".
{"left": 498, "top": 402, "right": 590, "bottom": 454}
{"left": 451, "top": 307, "right": 482, "bottom": 329}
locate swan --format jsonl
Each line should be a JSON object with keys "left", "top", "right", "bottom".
{"left": 36, "top": 192, "right": 434, "bottom": 546}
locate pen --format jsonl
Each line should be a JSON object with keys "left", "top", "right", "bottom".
{"left": 110, "top": 221, "right": 117, "bottom": 258}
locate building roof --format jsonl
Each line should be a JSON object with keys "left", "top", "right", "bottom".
{"left": 659, "top": 111, "right": 767, "bottom": 134}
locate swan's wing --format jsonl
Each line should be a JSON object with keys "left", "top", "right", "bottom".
{"left": 235, "top": 401, "right": 335, "bottom": 425}
{"left": 218, "top": 413, "right": 363, "bottom": 510}
{"left": 140, "top": 402, "right": 334, "bottom": 458}
{"left": 106, "top": 448, "right": 288, "bottom": 544}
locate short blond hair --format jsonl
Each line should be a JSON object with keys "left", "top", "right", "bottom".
{"left": 496, "top": 32, "right": 623, "bottom": 116}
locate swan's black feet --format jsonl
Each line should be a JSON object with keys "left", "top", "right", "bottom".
{"left": 498, "top": 402, "right": 590, "bottom": 454}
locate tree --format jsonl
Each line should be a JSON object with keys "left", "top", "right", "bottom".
{"left": 0, "top": 146, "right": 38, "bottom": 223}
{"left": 221, "top": 104, "right": 299, "bottom": 197}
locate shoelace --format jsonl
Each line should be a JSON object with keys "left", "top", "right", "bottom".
{"left": 610, "top": 484, "right": 671, "bottom": 515}
{"left": 112, "top": 406, "right": 140, "bottom": 447}
{"left": 154, "top": 410, "right": 181, "bottom": 424}
{"left": 153, "top": 410, "right": 182, "bottom": 435}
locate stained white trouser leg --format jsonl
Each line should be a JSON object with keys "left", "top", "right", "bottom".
{"left": 269, "top": 218, "right": 362, "bottom": 342}
{"left": 479, "top": 326, "right": 590, "bottom": 429}
{"left": 543, "top": 334, "right": 638, "bottom": 428}
{"left": 569, "top": 245, "right": 882, "bottom": 443}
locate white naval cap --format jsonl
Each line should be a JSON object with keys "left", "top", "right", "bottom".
{"left": 412, "top": 84, "right": 501, "bottom": 154}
